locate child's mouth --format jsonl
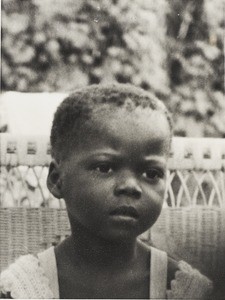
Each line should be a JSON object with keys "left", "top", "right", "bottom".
{"left": 109, "top": 206, "right": 139, "bottom": 220}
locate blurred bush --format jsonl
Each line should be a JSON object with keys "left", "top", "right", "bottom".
{"left": 166, "top": 0, "right": 225, "bottom": 137}
{"left": 1, "top": 0, "right": 225, "bottom": 137}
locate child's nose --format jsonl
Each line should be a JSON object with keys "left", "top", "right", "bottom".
{"left": 114, "top": 170, "right": 142, "bottom": 199}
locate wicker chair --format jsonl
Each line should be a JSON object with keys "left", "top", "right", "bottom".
{"left": 0, "top": 134, "right": 225, "bottom": 292}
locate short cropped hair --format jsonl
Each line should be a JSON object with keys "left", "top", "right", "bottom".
{"left": 50, "top": 83, "right": 173, "bottom": 161}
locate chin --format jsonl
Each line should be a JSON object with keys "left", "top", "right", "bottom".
{"left": 98, "top": 227, "right": 141, "bottom": 243}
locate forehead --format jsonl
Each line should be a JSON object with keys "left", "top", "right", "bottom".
{"left": 75, "top": 105, "right": 171, "bottom": 155}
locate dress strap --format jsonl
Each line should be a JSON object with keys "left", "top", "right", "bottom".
{"left": 38, "top": 247, "right": 59, "bottom": 299}
{"left": 150, "top": 247, "right": 168, "bottom": 299}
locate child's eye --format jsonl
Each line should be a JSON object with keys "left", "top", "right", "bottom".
{"left": 94, "top": 163, "right": 114, "bottom": 174}
{"left": 142, "top": 168, "right": 164, "bottom": 181}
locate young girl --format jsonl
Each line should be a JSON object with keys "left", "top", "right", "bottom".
{"left": 0, "top": 84, "right": 212, "bottom": 299}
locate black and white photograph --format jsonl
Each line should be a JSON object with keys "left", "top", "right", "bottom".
{"left": 0, "top": 0, "right": 224, "bottom": 299}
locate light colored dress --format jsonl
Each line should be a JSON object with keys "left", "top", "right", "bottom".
{"left": 0, "top": 246, "right": 212, "bottom": 299}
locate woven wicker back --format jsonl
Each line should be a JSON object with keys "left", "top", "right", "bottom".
{"left": 0, "top": 134, "right": 225, "bottom": 285}
{"left": 151, "top": 207, "right": 225, "bottom": 284}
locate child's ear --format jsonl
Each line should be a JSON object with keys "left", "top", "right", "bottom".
{"left": 47, "top": 160, "right": 63, "bottom": 199}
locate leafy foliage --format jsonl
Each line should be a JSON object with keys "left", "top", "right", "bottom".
{"left": 1, "top": 0, "right": 225, "bottom": 137}
{"left": 166, "top": 0, "right": 225, "bottom": 137}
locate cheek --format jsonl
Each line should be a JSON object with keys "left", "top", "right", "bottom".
{"left": 144, "top": 179, "right": 166, "bottom": 201}
{"left": 142, "top": 180, "right": 166, "bottom": 218}
{"left": 62, "top": 172, "right": 113, "bottom": 209}
{"left": 75, "top": 174, "right": 113, "bottom": 198}
{"left": 144, "top": 192, "right": 163, "bottom": 215}
{"left": 141, "top": 191, "right": 164, "bottom": 230}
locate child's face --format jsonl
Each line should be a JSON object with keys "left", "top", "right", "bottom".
{"left": 58, "top": 106, "right": 170, "bottom": 241}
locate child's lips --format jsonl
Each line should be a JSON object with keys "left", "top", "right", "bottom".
{"left": 109, "top": 206, "right": 139, "bottom": 220}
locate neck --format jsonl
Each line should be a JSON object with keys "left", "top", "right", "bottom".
{"left": 67, "top": 219, "right": 138, "bottom": 271}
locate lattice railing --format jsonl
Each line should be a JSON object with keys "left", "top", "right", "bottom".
{"left": 166, "top": 170, "right": 225, "bottom": 207}
{"left": 0, "top": 134, "right": 225, "bottom": 207}
{"left": 0, "top": 165, "right": 64, "bottom": 208}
